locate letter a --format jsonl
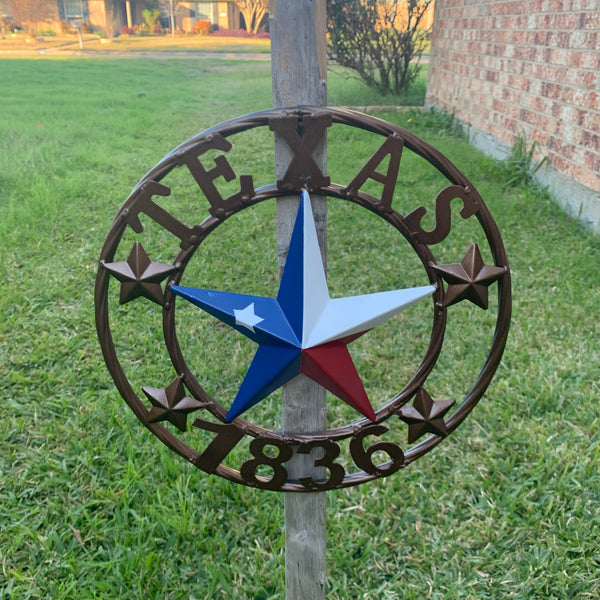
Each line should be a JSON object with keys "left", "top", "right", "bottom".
{"left": 345, "top": 135, "right": 404, "bottom": 211}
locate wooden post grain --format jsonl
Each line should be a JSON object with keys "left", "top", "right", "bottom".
{"left": 270, "top": 1, "right": 328, "bottom": 598}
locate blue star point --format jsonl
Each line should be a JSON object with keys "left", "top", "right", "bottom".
{"left": 172, "top": 191, "right": 435, "bottom": 423}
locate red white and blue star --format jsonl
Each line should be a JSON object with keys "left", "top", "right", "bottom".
{"left": 171, "top": 191, "right": 435, "bottom": 422}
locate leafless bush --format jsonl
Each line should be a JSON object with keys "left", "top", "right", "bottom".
{"left": 327, "top": 0, "right": 433, "bottom": 94}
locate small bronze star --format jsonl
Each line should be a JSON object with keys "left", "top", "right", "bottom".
{"left": 397, "top": 388, "right": 455, "bottom": 443}
{"left": 432, "top": 243, "right": 505, "bottom": 309}
{"left": 103, "top": 242, "right": 175, "bottom": 305}
{"left": 143, "top": 376, "right": 207, "bottom": 432}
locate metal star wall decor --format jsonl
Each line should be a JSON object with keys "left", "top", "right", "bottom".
{"left": 397, "top": 388, "right": 455, "bottom": 444}
{"left": 171, "top": 191, "right": 434, "bottom": 423}
{"left": 95, "top": 107, "right": 511, "bottom": 491}
{"left": 143, "top": 376, "right": 208, "bottom": 432}
{"left": 433, "top": 244, "right": 505, "bottom": 309}
{"left": 103, "top": 241, "right": 175, "bottom": 306}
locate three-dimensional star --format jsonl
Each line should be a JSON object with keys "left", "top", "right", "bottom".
{"left": 397, "top": 388, "right": 455, "bottom": 443}
{"left": 103, "top": 241, "right": 176, "bottom": 305}
{"left": 432, "top": 243, "right": 505, "bottom": 309}
{"left": 234, "top": 303, "right": 264, "bottom": 332}
{"left": 171, "top": 191, "right": 435, "bottom": 422}
{"left": 143, "top": 376, "right": 207, "bottom": 432}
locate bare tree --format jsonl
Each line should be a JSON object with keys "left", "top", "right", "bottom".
{"left": 7, "top": 0, "right": 56, "bottom": 35}
{"left": 167, "top": 0, "right": 175, "bottom": 37}
{"left": 234, "top": 0, "right": 268, "bottom": 34}
{"left": 103, "top": 0, "right": 122, "bottom": 39}
{"left": 157, "top": 0, "right": 177, "bottom": 36}
{"left": 327, "top": 0, "right": 433, "bottom": 94}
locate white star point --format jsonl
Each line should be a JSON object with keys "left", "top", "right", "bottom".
{"left": 304, "top": 285, "right": 436, "bottom": 348}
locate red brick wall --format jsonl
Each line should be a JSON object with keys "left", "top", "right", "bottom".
{"left": 426, "top": 0, "right": 600, "bottom": 200}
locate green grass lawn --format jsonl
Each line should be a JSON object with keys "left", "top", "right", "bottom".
{"left": 1, "top": 58, "right": 599, "bottom": 600}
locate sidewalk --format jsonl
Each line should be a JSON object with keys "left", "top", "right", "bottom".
{"left": 0, "top": 47, "right": 271, "bottom": 60}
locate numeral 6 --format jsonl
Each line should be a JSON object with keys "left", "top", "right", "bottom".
{"left": 350, "top": 425, "right": 404, "bottom": 476}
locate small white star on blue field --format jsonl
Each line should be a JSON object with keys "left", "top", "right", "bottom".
{"left": 233, "top": 303, "right": 264, "bottom": 333}
{"left": 171, "top": 191, "right": 435, "bottom": 423}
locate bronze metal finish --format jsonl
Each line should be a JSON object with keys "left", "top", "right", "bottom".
{"left": 95, "top": 107, "right": 511, "bottom": 491}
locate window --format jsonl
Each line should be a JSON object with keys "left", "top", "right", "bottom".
{"left": 192, "top": 2, "right": 217, "bottom": 24}
{"left": 0, "top": 0, "right": 10, "bottom": 19}
{"left": 61, "top": 0, "right": 87, "bottom": 21}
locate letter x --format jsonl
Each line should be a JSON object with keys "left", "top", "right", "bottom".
{"left": 269, "top": 114, "right": 331, "bottom": 191}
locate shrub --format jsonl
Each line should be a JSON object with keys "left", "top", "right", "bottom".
{"left": 496, "top": 131, "right": 549, "bottom": 189}
{"left": 327, "top": 0, "right": 432, "bottom": 94}
{"left": 1, "top": 18, "right": 15, "bottom": 33}
{"left": 192, "top": 20, "right": 213, "bottom": 35}
{"left": 120, "top": 25, "right": 134, "bottom": 36}
{"left": 143, "top": 8, "right": 161, "bottom": 33}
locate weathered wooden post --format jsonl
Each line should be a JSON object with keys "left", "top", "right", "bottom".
{"left": 270, "top": 1, "right": 328, "bottom": 598}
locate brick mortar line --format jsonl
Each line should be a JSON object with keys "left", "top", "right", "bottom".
{"left": 459, "top": 77, "right": 599, "bottom": 97}
{"left": 431, "top": 58, "right": 600, "bottom": 75}
{"left": 432, "top": 47, "right": 600, "bottom": 62}
{"left": 435, "top": 27, "right": 598, "bottom": 33}
{"left": 434, "top": 26, "right": 599, "bottom": 34}
{"left": 435, "top": 43, "right": 599, "bottom": 53}
{"left": 436, "top": 17, "right": 599, "bottom": 24}
{"left": 436, "top": 10, "right": 599, "bottom": 18}
{"left": 430, "top": 55, "right": 600, "bottom": 79}
{"left": 429, "top": 71, "right": 600, "bottom": 93}
{"left": 431, "top": 41, "right": 599, "bottom": 51}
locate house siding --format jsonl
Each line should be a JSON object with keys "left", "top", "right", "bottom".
{"left": 426, "top": 0, "right": 600, "bottom": 231}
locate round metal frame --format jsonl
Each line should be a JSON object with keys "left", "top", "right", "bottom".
{"left": 95, "top": 107, "right": 511, "bottom": 491}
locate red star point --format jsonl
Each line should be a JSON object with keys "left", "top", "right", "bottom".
{"left": 301, "top": 333, "right": 376, "bottom": 421}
